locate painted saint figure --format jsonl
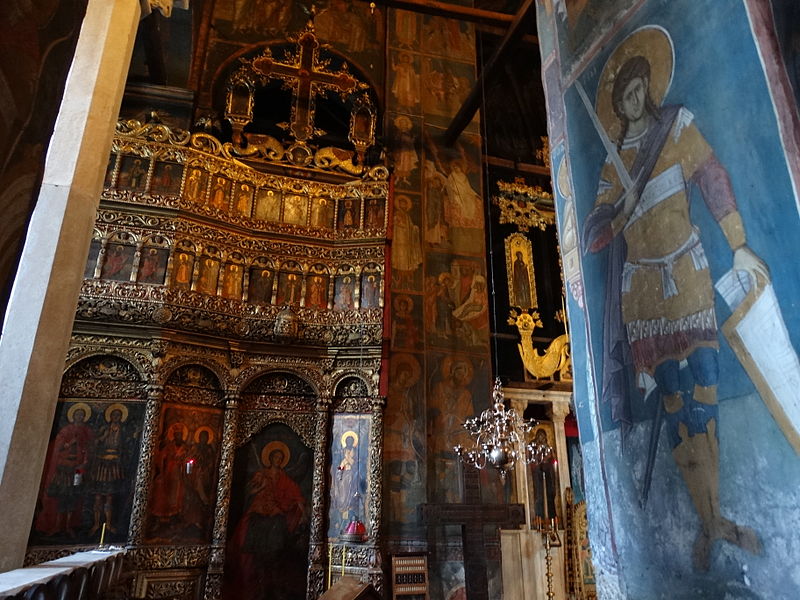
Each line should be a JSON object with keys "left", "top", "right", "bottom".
{"left": 89, "top": 404, "right": 130, "bottom": 535}
{"left": 582, "top": 30, "right": 767, "bottom": 570}
{"left": 512, "top": 251, "right": 533, "bottom": 308}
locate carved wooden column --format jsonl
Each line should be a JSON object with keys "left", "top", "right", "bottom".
{"left": 128, "top": 383, "right": 164, "bottom": 544}
{"left": 366, "top": 395, "right": 386, "bottom": 594}
{"left": 204, "top": 391, "right": 240, "bottom": 600}
{"left": 307, "top": 393, "right": 331, "bottom": 600}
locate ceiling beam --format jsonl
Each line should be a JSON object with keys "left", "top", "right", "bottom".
{"left": 443, "top": 0, "right": 537, "bottom": 146}
{"left": 354, "top": 0, "right": 515, "bottom": 27}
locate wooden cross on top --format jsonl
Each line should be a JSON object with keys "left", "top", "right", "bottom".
{"left": 251, "top": 25, "right": 365, "bottom": 143}
{"left": 421, "top": 464, "right": 525, "bottom": 600}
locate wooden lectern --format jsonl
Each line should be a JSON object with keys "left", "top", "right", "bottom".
{"left": 319, "top": 576, "right": 381, "bottom": 600}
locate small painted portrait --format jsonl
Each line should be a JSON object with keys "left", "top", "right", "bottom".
{"left": 311, "top": 196, "right": 334, "bottom": 229}
{"left": 364, "top": 197, "right": 385, "bottom": 229}
{"left": 276, "top": 271, "right": 302, "bottom": 306}
{"left": 337, "top": 198, "right": 360, "bottom": 229}
{"left": 247, "top": 266, "right": 274, "bottom": 305}
{"left": 137, "top": 247, "right": 169, "bottom": 285}
{"left": 118, "top": 156, "right": 148, "bottom": 191}
{"left": 196, "top": 258, "right": 220, "bottom": 295}
{"left": 360, "top": 272, "right": 381, "bottom": 309}
{"left": 283, "top": 194, "right": 309, "bottom": 225}
{"left": 151, "top": 162, "right": 182, "bottom": 195}
{"left": 507, "top": 234, "right": 537, "bottom": 310}
{"left": 209, "top": 177, "right": 231, "bottom": 211}
{"left": 255, "top": 188, "right": 281, "bottom": 221}
{"left": 221, "top": 263, "right": 243, "bottom": 299}
{"left": 100, "top": 244, "right": 135, "bottom": 281}
{"left": 172, "top": 252, "right": 195, "bottom": 289}
{"left": 333, "top": 275, "right": 356, "bottom": 311}
{"left": 305, "top": 274, "right": 328, "bottom": 309}
{"left": 185, "top": 167, "right": 208, "bottom": 203}
{"left": 234, "top": 183, "right": 253, "bottom": 216}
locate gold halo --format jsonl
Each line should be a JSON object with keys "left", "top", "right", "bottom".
{"left": 194, "top": 426, "right": 215, "bottom": 443}
{"left": 341, "top": 431, "right": 359, "bottom": 448}
{"left": 595, "top": 25, "right": 675, "bottom": 142}
{"left": 104, "top": 402, "right": 129, "bottom": 423}
{"left": 261, "top": 441, "right": 290, "bottom": 467}
{"left": 67, "top": 402, "right": 92, "bottom": 423}
{"left": 166, "top": 422, "right": 189, "bottom": 441}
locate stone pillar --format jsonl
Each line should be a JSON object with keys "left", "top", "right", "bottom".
{"left": 0, "top": 0, "right": 140, "bottom": 572}
{"left": 307, "top": 394, "right": 331, "bottom": 599}
{"left": 549, "top": 398, "right": 572, "bottom": 522}
{"left": 204, "top": 392, "right": 240, "bottom": 600}
{"left": 128, "top": 384, "right": 165, "bottom": 544}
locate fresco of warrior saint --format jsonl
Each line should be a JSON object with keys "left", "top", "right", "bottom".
{"left": 580, "top": 26, "right": 782, "bottom": 570}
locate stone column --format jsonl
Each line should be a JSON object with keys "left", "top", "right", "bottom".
{"left": 204, "top": 392, "right": 240, "bottom": 600}
{"left": 0, "top": 0, "right": 140, "bottom": 572}
{"left": 128, "top": 384, "right": 164, "bottom": 544}
{"left": 307, "top": 394, "right": 331, "bottom": 599}
{"left": 549, "top": 398, "right": 572, "bottom": 522}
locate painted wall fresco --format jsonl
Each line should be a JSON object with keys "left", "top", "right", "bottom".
{"left": 539, "top": 1, "right": 800, "bottom": 597}
{"left": 224, "top": 423, "right": 313, "bottom": 600}
{"left": 328, "top": 414, "right": 371, "bottom": 538}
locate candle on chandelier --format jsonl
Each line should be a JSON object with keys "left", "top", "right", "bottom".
{"left": 186, "top": 459, "right": 195, "bottom": 475}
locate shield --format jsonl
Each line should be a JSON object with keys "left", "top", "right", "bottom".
{"left": 716, "top": 269, "right": 800, "bottom": 453}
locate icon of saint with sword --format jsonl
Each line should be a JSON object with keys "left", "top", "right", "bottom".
{"left": 580, "top": 26, "right": 766, "bottom": 570}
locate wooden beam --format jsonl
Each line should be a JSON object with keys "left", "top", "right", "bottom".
{"left": 354, "top": 0, "right": 515, "bottom": 27}
{"left": 484, "top": 155, "right": 550, "bottom": 176}
{"left": 444, "top": 0, "right": 537, "bottom": 146}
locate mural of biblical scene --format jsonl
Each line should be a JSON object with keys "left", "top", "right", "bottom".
{"left": 426, "top": 354, "right": 487, "bottom": 503}
{"left": 254, "top": 188, "right": 281, "bottom": 221}
{"left": 100, "top": 242, "right": 136, "bottom": 282}
{"left": 310, "top": 196, "right": 334, "bottom": 229}
{"left": 421, "top": 15, "right": 474, "bottom": 61}
{"left": 390, "top": 294, "right": 422, "bottom": 352}
{"left": 30, "top": 400, "right": 145, "bottom": 546}
{"left": 137, "top": 246, "right": 170, "bottom": 285}
{"left": 104, "top": 154, "right": 117, "bottom": 188}
{"left": 223, "top": 423, "right": 313, "bottom": 600}
{"left": 506, "top": 234, "right": 537, "bottom": 310}
{"left": 389, "top": 54, "right": 422, "bottom": 116}
{"left": 363, "top": 197, "right": 385, "bottom": 229}
{"left": 359, "top": 267, "right": 381, "bottom": 309}
{"left": 283, "top": 193, "right": 309, "bottom": 226}
{"left": 527, "top": 423, "right": 560, "bottom": 528}
{"left": 328, "top": 414, "right": 371, "bottom": 538}
{"left": 304, "top": 266, "right": 329, "bottom": 309}
{"left": 247, "top": 262, "right": 275, "bottom": 305}
{"left": 171, "top": 251, "right": 195, "bottom": 290}
{"left": 337, "top": 198, "right": 360, "bottom": 230}
{"left": 184, "top": 167, "right": 208, "bottom": 204}
{"left": 333, "top": 272, "right": 356, "bottom": 311}
{"left": 424, "top": 132, "right": 484, "bottom": 254}
{"left": 391, "top": 193, "right": 423, "bottom": 291}
{"left": 425, "top": 254, "right": 489, "bottom": 351}
{"left": 145, "top": 403, "right": 223, "bottom": 544}
{"left": 117, "top": 155, "right": 149, "bottom": 191}
{"left": 390, "top": 9, "right": 419, "bottom": 50}
{"left": 559, "top": 6, "right": 800, "bottom": 594}
{"left": 313, "top": 0, "right": 384, "bottom": 67}
{"left": 421, "top": 58, "right": 474, "bottom": 124}
{"left": 385, "top": 353, "right": 426, "bottom": 533}
{"left": 276, "top": 263, "right": 303, "bottom": 306}
{"left": 151, "top": 161, "right": 183, "bottom": 195}
{"left": 221, "top": 261, "right": 244, "bottom": 300}
{"left": 233, "top": 182, "right": 253, "bottom": 217}
{"left": 389, "top": 114, "right": 421, "bottom": 189}
{"left": 84, "top": 239, "right": 101, "bottom": 279}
